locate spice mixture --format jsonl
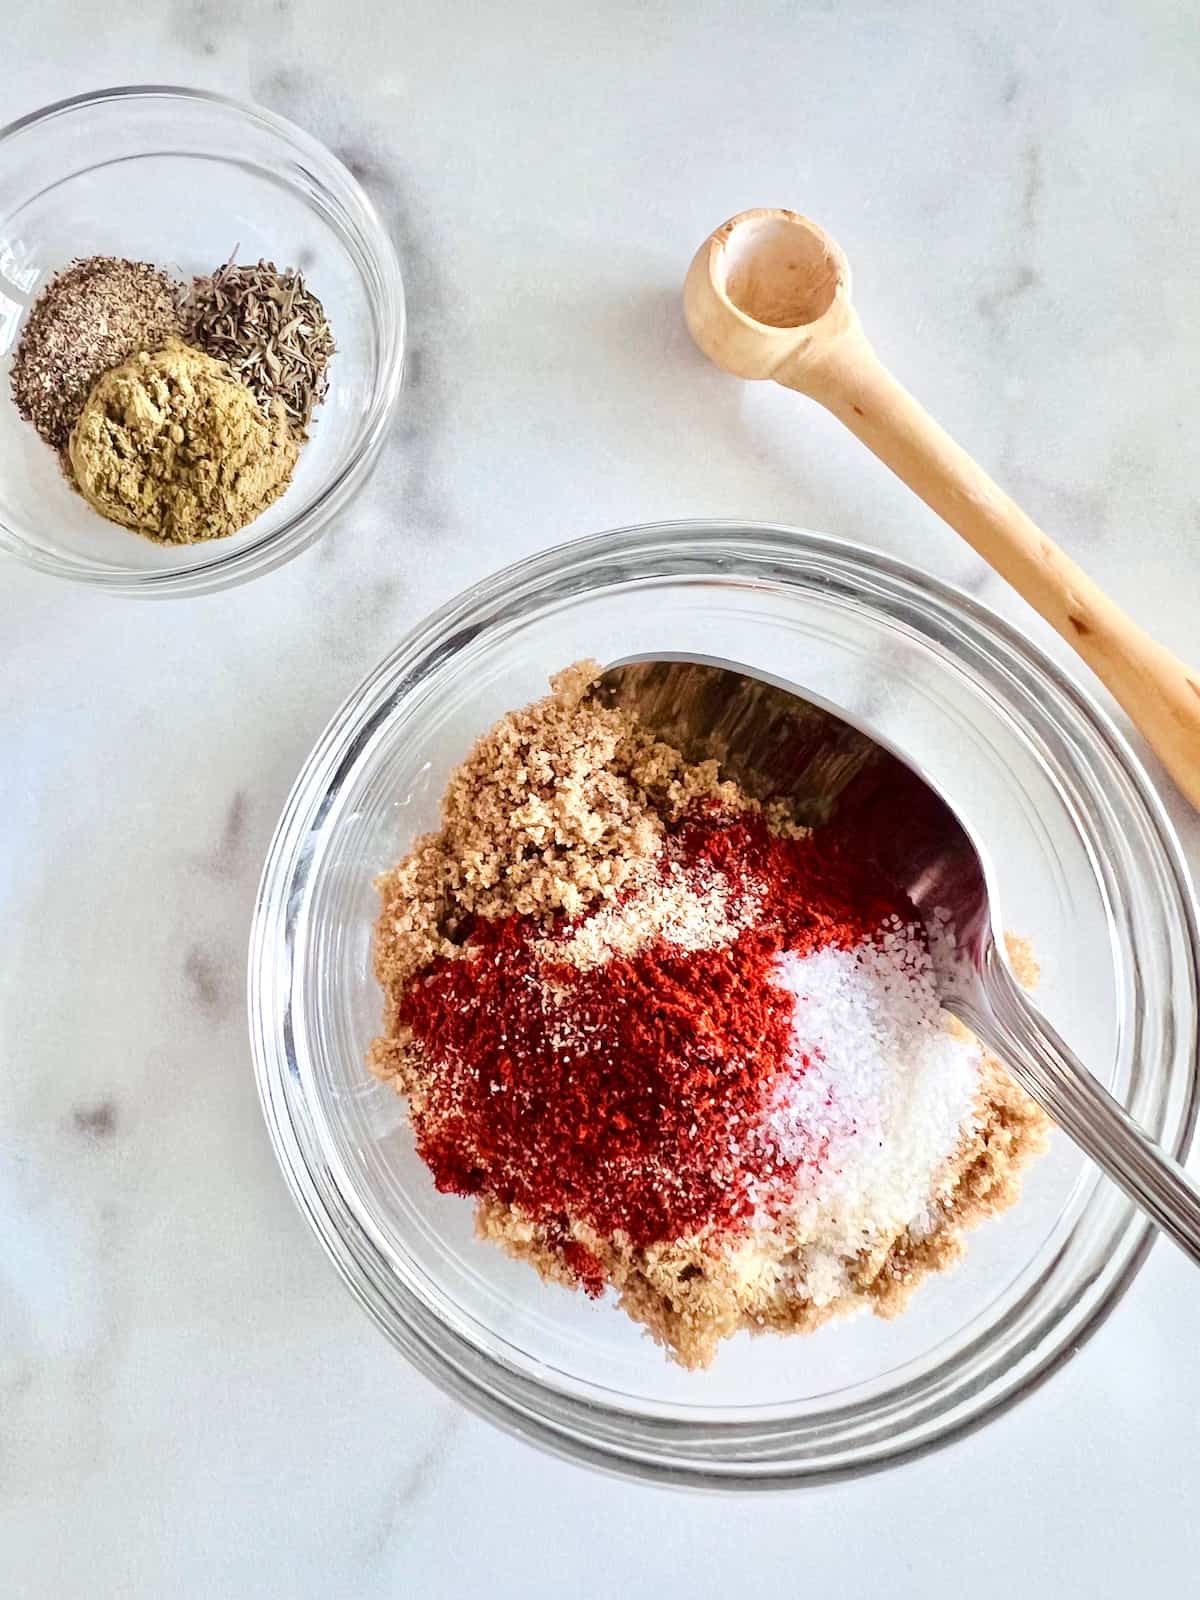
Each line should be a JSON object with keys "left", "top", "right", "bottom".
{"left": 7, "top": 250, "right": 335, "bottom": 544}
{"left": 371, "top": 664, "right": 1048, "bottom": 1369}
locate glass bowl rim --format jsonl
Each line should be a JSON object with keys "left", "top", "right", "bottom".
{"left": 248, "top": 518, "right": 1200, "bottom": 1488}
{"left": 0, "top": 83, "right": 406, "bottom": 597}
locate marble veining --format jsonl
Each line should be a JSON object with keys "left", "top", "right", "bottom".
{"left": 70, "top": 1100, "right": 120, "bottom": 1141}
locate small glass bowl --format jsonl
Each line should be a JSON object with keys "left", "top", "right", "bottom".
{"left": 249, "top": 522, "right": 1199, "bottom": 1488}
{"left": 0, "top": 86, "right": 404, "bottom": 596}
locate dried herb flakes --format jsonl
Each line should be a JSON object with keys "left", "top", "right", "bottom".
{"left": 9, "top": 257, "right": 184, "bottom": 451}
{"left": 187, "top": 258, "right": 335, "bottom": 433}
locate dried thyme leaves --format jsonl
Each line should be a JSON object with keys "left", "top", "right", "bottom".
{"left": 9, "top": 257, "right": 184, "bottom": 452}
{"left": 186, "top": 259, "right": 335, "bottom": 433}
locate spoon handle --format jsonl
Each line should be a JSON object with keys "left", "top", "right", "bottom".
{"left": 787, "top": 331, "right": 1200, "bottom": 807}
{"left": 978, "top": 954, "right": 1200, "bottom": 1263}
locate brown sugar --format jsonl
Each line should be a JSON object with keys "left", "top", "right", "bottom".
{"left": 371, "top": 661, "right": 744, "bottom": 1017}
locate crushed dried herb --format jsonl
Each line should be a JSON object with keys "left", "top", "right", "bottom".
{"left": 9, "top": 257, "right": 184, "bottom": 452}
{"left": 186, "top": 257, "right": 335, "bottom": 432}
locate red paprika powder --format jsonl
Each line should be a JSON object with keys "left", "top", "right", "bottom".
{"left": 399, "top": 809, "right": 913, "bottom": 1258}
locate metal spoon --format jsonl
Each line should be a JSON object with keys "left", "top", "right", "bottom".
{"left": 595, "top": 657, "right": 1200, "bottom": 1262}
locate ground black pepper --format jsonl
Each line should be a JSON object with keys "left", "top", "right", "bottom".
{"left": 8, "top": 257, "right": 184, "bottom": 452}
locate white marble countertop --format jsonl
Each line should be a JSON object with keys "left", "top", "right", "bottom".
{"left": 4, "top": 3, "right": 1199, "bottom": 1594}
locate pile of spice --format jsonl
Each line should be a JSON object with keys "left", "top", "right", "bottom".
{"left": 371, "top": 665, "right": 1048, "bottom": 1369}
{"left": 7, "top": 251, "right": 335, "bottom": 545}
{"left": 186, "top": 259, "right": 335, "bottom": 431}
{"left": 70, "top": 341, "right": 299, "bottom": 544}
{"left": 9, "top": 257, "right": 184, "bottom": 452}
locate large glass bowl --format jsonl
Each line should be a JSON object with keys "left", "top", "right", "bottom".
{"left": 249, "top": 522, "right": 1199, "bottom": 1487}
{"left": 0, "top": 86, "right": 404, "bottom": 595}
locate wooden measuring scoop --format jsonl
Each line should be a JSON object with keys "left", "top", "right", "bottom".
{"left": 683, "top": 208, "right": 1200, "bottom": 808}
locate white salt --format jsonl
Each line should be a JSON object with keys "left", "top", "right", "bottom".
{"left": 768, "top": 917, "right": 981, "bottom": 1302}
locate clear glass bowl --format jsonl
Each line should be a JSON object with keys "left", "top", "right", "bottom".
{"left": 249, "top": 522, "right": 1199, "bottom": 1487}
{"left": 0, "top": 86, "right": 404, "bottom": 595}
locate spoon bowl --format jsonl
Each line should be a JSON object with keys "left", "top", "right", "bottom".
{"left": 597, "top": 655, "right": 1200, "bottom": 1262}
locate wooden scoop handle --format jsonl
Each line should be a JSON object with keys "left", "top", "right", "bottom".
{"left": 782, "top": 328, "right": 1200, "bottom": 807}
{"left": 684, "top": 210, "right": 1200, "bottom": 806}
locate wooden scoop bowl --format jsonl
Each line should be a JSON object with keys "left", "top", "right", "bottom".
{"left": 684, "top": 208, "right": 1200, "bottom": 808}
